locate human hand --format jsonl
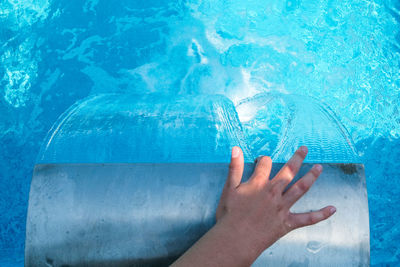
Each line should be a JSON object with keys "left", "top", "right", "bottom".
{"left": 172, "top": 146, "right": 336, "bottom": 267}
{"left": 215, "top": 146, "right": 336, "bottom": 263}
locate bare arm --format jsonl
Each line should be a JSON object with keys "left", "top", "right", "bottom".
{"left": 172, "top": 146, "right": 336, "bottom": 267}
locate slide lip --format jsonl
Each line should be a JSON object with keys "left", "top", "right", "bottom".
{"left": 26, "top": 162, "right": 369, "bottom": 267}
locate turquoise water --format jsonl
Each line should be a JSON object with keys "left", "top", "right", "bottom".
{"left": 1, "top": 0, "right": 399, "bottom": 265}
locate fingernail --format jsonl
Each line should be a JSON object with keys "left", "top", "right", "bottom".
{"left": 232, "top": 147, "right": 240, "bottom": 158}
{"left": 299, "top": 146, "right": 308, "bottom": 154}
{"left": 314, "top": 164, "right": 322, "bottom": 172}
{"left": 330, "top": 207, "right": 336, "bottom": 214}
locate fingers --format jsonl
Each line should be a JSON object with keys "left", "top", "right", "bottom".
{"left": 287, "top": 206, "right": 336, "bottom": 230}
{"left": 226, "top": 146, "right": 244, "bottom": 189}
{"left": 272, "top": 146, "right": 308, "bottom": 192}
{"left": 248, "top": 156, "right": 272, "bottom": 186}
{"left": 282, "top": 164, "right": 322, "bottom": 207}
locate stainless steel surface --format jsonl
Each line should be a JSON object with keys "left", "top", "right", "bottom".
{"left": 25, "top": 163, "right": 369, "bottom": 266}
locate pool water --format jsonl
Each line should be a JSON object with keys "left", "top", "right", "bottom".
{"left": 1, "top": 0, "right": 399, "bottom": 265}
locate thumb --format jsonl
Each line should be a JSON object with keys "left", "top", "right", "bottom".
{"left": 227, "top": 146, "right": 244, "bottom": 189}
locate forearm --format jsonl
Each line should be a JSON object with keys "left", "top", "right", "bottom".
{"left": 171, "top": 220, "right": 262, "bottom": 267}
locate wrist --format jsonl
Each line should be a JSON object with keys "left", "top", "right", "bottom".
{"left": 213, "top": 218, "right": 265, "bottom": 266}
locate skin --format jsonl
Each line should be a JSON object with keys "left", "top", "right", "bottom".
{"left": 172, "top": 146, "right": 336, "bottom": 267}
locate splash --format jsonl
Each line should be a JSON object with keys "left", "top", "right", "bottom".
{"left": 0, "top": 0, "right": 50, "bottom": 107}
{"left": 37, "top": 94, "right": 252, "bottom": 163}
{"left": 236, "top": 93, "right": 359, "bottom": 162}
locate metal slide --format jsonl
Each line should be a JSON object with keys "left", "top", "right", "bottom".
{"left": 25, "top": 94, "right": 369, "bottom": 266}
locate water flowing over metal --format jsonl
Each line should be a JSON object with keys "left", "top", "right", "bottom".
{"left": 26, "top": 94, "right": 369, "bottom": 266}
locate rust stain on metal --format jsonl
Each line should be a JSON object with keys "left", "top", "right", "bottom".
{"left": 338, "top": 163, "right": 357, "bottom": 175}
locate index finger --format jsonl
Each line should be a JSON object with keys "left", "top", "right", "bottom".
{"left": 272, "top": 146, "right": 308, "bottom": 192}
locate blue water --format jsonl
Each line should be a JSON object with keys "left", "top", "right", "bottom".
{"left": 1, "top": 0, "right": 399, "bottom": 265}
